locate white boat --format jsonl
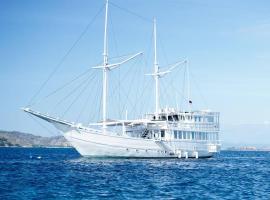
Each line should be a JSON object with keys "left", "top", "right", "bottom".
{"left": 23, "top": 0, "right": 220, "bottom": 158}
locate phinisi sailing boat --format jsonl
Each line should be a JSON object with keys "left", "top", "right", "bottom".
{"left": 23, "top": 0, "right": 220, "bottom": 158}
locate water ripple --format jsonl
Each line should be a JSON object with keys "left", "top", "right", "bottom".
{"left": 0, "top": 148, "right": 269, "bottom": 199}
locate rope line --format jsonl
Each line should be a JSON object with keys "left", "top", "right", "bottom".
{"left": 88, "top": 75, "right": 102, "bottom": 123}
{"left": 31, "top": 68, "right": 94, "bottom": 107}
{"left": 190, "top": 71, "right": 209, "bottom": 108}
{"left": 109, "top": 2, "right": 152, "bottom": 23}
{"left": 76, "top": 74, "right": 99, "bottom": 123}
{"left": 28, "top": 114, "right": 57, "bottom": 136}
{"left": 27, "top": 3, "right": 105, "bottom": 107}
{"left": 61, "top": 73, "right": 96, "bottom": 118}
{"left": 50, "top": 72, "right": 95, "bottom": 114}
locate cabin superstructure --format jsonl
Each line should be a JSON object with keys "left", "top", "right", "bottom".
{"left": 122, "top": 108, "right": 220, "bottom": 154}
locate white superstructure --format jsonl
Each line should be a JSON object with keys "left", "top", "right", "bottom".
{"left": 23, "top": 0, "right": 220, "bottom": 158}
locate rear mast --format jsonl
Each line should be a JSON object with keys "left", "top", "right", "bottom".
{"left": 153, "top": 18, "right": 160, "bottom": 118}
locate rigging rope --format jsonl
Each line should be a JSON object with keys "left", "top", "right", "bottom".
{"left": 28, "top": 114, "right": 57, "bottom": 136}
{"left": 61, "top": 73, "right": 95, "bottom": 118}
{"left": 109, "top": 2, "right": 152, "bottom": 23}
{"left": 76, "top": 73, "right": 102, "bottom": 123}
{"left": 30, "top": 68, "right": 94, "bottom": 107}
{"left": 88, "top": 74, "right": 102, "bottom": 123}
{"left": 159, "top": 33, "right": 169, "bottom": 67}
{"left": 180, "top": 66, "right": 187, "bottom": 108}
{"left": 190, "top": 71, "right": 209, "bottom": 108}
{"left": 50, "top": 72, "right": 95, "bottom": 114}
{"left": 118, "top": 59, "right": 141, "bottom": 118}
{"left": 75, "top": 76, "right": 97, "bottom": 123}
{"left": 27, "top": 3, "right": 105, "bottom": 107}
{"left": 159, "top": 64, "right": 190, "bottom": 110}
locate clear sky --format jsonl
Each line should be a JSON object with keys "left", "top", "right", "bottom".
{"left": 1, "top": 0, "right": 270, "bottom": 145}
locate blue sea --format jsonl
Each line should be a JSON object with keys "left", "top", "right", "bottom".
{"left": 0, "top": 148, "right": 269, "bottom": 199}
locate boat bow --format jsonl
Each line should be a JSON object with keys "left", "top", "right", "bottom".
{"left": 22, "top": 107, "right": 74, "bottom": 132}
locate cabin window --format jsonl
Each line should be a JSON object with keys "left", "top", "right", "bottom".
{"left": 161, "top": 130, "right": 165, "bottom": 138}
{"left": 153, "top": 130, "right": 159, "bottom": 138}
{"left": 168, "top": 115, "right": 173, "bottom": 121}
{"left": 214, "top": 133, "right": 217, "bottom": 140}
{"left": 183, "top": 132, "right": 186, "bottom": 139}
{"left": 207, "top": 116, "right": 214, "bottom": 123}
{"left": 210, "top": 133, "right": 213, "bottom": 140}
{"left": 192, "top": 132, "right": 195, "bottom": 140}
{"left": 173, "top": 115, "right": 179, "bottom": 121}
{"left": 174, "top": 131, "right": 177, "bottom": 139}
{"left": 187, "top": 132, "right": 190, "bottom": 139}
{"left": 197, "top": 132, "right": 201, "bottom": 140}
{"left": 162, "top": 116, "right": 166, "bottom": 120}
{"left": 200, "top": 132, "right": 203, "bottom": 140}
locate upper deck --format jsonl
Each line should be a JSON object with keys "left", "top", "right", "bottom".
{"left": 145, "top": 108, "right": 220, "bottom": 132}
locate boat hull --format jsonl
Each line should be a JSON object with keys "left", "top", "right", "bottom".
{"left": 63, "top": 129, "right": 215, "bottom": 158}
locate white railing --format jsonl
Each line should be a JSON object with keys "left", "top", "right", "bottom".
{"left": 169, "top": 122, "right": 219, "bottom": 132}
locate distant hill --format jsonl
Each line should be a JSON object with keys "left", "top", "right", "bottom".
{"left": 0, "top": 130, "right": 71, "bottom": 147}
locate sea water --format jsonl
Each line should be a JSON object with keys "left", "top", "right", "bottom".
{"left": 0, "top": 148, "right": 269, "bottom": 199}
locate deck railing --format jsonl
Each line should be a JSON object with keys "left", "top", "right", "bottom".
{"left": 169, "top": 122, "right": 219, "bottom": 132}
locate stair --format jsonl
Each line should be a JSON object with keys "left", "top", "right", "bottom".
{"left": 155, "top": 140, "right": 174, "bottom": 155}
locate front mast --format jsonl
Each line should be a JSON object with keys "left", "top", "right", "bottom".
{"left": 102, "top": 0, "right": 109, "bottom": 130}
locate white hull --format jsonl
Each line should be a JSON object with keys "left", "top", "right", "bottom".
{"left": 63, "top": 129, "right": 215, "bottom": 158}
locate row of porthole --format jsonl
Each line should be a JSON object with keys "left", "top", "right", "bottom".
{"left": 125, "top": 148, "right": 168, "bottom": 154}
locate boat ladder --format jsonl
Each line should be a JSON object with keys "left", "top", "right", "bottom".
{"left": 155, "top": 140, "right": 174, "bottom": 155}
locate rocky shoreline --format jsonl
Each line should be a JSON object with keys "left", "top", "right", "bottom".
{"left": 0, "top": 130, "right": 71, "bottom": 147}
